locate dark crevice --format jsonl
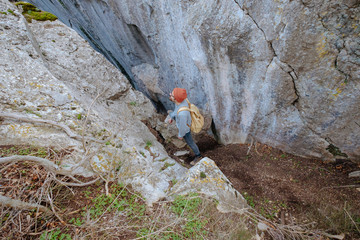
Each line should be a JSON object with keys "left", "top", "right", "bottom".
{"left": 233, "top": 0, "right": 276, "bottom": 71}
{"left": 287, "top": 68, "right": 300, "bottom": 106}
{"left": 298, "top": 0, "right": 315, "bottom": 8}
{"left": 107, "top": 88, "right": 130, "bottom": 101}
{"left": 334, "top": 56, "right": 350, "bottom": 84}
{"left": 210, "top": 119, "right": 220, "bottom": 143}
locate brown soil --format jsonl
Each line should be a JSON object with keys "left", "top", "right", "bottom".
{"left": 161, "top": 132, "right": 360, "bottom": 239}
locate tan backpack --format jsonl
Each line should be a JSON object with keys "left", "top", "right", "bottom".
{"left": 177, "top": 99, "right": 204, "bottom": 133}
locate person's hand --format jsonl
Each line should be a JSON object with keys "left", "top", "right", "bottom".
{"left": 178, "top": 137, "right": 183, "bottom": 140}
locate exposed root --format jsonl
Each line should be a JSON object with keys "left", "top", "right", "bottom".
{"left": 0, "top": 194, "right": 52, "bottom": 214}
{"left": 0, "top": 112, "right": 80, "bottom": 140}
{"left": 53, "top": 176, "right": 101, "bottom": 187}
{"left": 0, "top": 112, "right": 104, "bottom": 143}
{"left": 0, "top": 155, "right": 61, "bottom": 173}
{"left": 246, "top": 136, "right": 263, "bottom": 156}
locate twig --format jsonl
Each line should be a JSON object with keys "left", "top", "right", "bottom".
{"left": 99, "top": 175, "right": 110, "bottom": 196}
{"left": 344, "top": 207, "right": 360, "bottom": 234}
{"left": 81, "top": 89, "right": 107, "bottom": 150}
{"left": 131, "top": 194, "right": 192, "bottom": 240}
{"left": 68, "top": 175, "right": 85, "bottom": 184}
{"left": 254, "top": 142, "right": 262, "bottom": 156}
{"left": 321, "top": 185, "right": 360, "bottom": 190}
{"left": 0, "top": 162, "right": 17, "bottom": 172}
{"left": 247, "top": 137, "right": 254, "bottom": 155}
{"left": 67, "top": 150, "right": 95, "bottom": 174}
{"left": 349, "top": 171, "right": 360, "bottom": 178}
{"left": 47, "top": 193, "right": 65, "bottom": 225}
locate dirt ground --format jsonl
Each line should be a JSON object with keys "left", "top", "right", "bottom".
{"left": 161, "top": 132, "right": 360, "bottom": 239}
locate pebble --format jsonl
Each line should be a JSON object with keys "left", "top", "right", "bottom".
{"left": 257, "top": 222, "right": 269, "bottom": 231}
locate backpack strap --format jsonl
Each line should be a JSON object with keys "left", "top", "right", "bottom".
{"left": 177, "top": 98, "right": 192, "bottom": 114}
{"left": 185, "top": 98, "right": 191, "bottom": 108}
{"left": 177, "top": 106, "right": 190, "bottom": 114}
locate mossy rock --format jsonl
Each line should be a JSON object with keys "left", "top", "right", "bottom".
{"left": 15, "top": 2, "right": 58, "bottom": 22}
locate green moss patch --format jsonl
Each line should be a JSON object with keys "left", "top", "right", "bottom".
{"left": 15, "top": 2, "right": 57, "bottom": 22}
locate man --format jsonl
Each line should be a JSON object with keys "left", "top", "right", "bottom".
{"left": 168, "top": 88, "right": 202, "bottom": 165}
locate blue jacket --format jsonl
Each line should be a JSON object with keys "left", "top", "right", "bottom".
{"left": 169, "top": 100, "right": 191, "bottom": 138}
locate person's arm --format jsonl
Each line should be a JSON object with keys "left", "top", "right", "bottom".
{"left": 168, "top": 110, "right": 175, "bottom": 123}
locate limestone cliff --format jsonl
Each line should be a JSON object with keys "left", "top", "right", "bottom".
{"left": 1, "top": 0, "right": 247, "bottom": 210}
{"left": 26, "top": 0, "right": 360, "bottom": 161}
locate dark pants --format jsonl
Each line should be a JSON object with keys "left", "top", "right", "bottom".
{"left": 184, "top": 132, "right": 201, "bottom": 156}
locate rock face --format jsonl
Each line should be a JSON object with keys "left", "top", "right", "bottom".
{"left": 1, "top": 0, "right": 247, "bottom": 211}
{"left": 24, "top": 0, "right": 360, "bottom": 161}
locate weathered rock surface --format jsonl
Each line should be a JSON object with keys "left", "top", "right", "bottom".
{"left": 25, "top": 0, "right": 360, "bottom": 161}
{"left": 0, "top": 0, "right": 247, "bottom": 211}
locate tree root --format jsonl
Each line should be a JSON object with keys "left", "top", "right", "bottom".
{"left": 0, "top": 195, "right": 52, "bottom": 214}
{"left": 0, "top": 112, "right": 80, "bottom": 140}
{"left": 54, "top": 176, "right": 101, "bottom": 187}
{"left": 0, "top": 155, "right": 76, "bottom": 176}
{"left": 0, "top": 155, "right": 61, "bottom": 173}
{"left": 0, "top": 112, "right": 104, "bottom": 143}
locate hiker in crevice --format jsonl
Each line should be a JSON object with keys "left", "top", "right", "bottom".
{"left": 167, "top": 88, "right": 203, "bottom": 165}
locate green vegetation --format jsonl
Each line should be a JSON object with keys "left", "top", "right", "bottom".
{"left": 326, "top": 144, "right": 348, "bottom": 158}
{"left": 0, "top": 146, "right": 48, "bottom": 158}
{"left": 160, "top": 162, "right": 175, "bottom": 172}
{"left": 68, "top": 183, "right": 146, "bottom": 226}
{"left": 25, "top": 108, "right": 42, "bottom": 117}
{"left": 145, "top": 140, "right": 152, "bottom": 148}
{"left": 40, "top": 229, "right": 71, "bottom": 240}
{"left": 242, "top": 192, "right": 255, "bottom": 208}
{"left": 14, "top": 2, "right": 58, "bottom": 22}
{"left": 7, "top": 9, "right": 16, "bottom": 16}
{"left": 129, "top": 101, "right": 137, "bottom": 106}
{"left": 306, "top": 203, "right": 360, "bottom": 236}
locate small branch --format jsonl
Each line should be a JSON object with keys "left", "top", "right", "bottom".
{"left": 344, "top": 207, "right": 360, "bottom": 234}
{"left": 0, "top": 194, "right": 52, "bottom": 214}
{"left": 321, "top": 185, "right": 360, "bottom": 190}
{"left": 247, "top": 137, "right": 254, "bottom": 155}
{"left": 47, "top": 193, "right": 65, "bottom": 225}
{"left": 99, "top": 175, "right": 110, "bottom": 196}
{"left": 254, "top": 142, "right": 262, "bottom": 156}
{"left": 53, "top": 177, "right": 101, "bottom": 187}
{"left": 349, "top": 171, "right": 360, "bottom": 178}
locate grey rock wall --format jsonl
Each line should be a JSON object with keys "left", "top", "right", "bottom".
{"left": 26, "top": 0, "right": 360, "bottom": 161}
{"left": 1, "top": 1, "right": 248, "bottom": 211}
